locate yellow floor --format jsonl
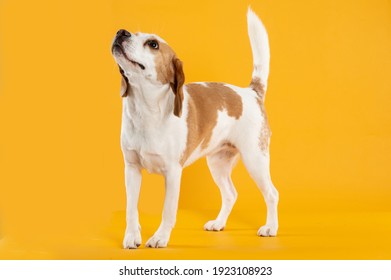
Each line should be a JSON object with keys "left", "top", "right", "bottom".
{"left": 1, "top": 209, "right": 391, "bottom": 260}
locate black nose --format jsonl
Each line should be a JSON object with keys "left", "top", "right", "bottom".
{"left": 116, "top": 29, "right": 131, "bottom": 37}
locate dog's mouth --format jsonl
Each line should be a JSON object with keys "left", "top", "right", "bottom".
{"left": 112, "top": 43, "right": 146, "bottom": 70}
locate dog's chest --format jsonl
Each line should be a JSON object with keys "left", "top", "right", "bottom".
{"left": 121, "top": 118, "right": 180, "bottom": 174}
{"left": 124, "top": 148, "right": 167, "bottom": 174}
{"left": 121, "top": 130, "right": 169, "bottom": 174}
{"left": 120, "top": 97, "right": 188, "bottom": 174}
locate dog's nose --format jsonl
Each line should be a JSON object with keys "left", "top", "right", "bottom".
{"left": 117, "top": 29, "right": 131, "bottom": 37}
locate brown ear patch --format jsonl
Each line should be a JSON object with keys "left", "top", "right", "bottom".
{"left": 153, "top": 42, "right": 184, "bottom": 117}
{"left": 154, "top": 42, "right": 177, "bottom": 84}
{"left": 119, "top": 66, "right": 129, "bottom": 97}
{"left": 171, "top": 57, "right": 185, "bottom": 117}
{"left": 180, "top": 83, "right": 243, "bottom": 165}
{"left": 120, "top": 76, "right": 128, "bottom": 97}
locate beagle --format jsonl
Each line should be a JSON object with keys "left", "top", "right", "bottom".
{"left": 111, "top": 8, "right": 279, "bottom": 248}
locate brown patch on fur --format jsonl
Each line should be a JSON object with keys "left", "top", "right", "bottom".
{"left": 180, "top": 83, "right": 243, "bottom": 165}
{"left": 120, "top": 76, "right": 128, "bottom": 97}
{"left": 119, "top": 66, "right": 129, "bottom": 97}
{"left": 256, "top": 97, "right": 271, "bottom": 153}
{"left": 153, "top": 42, "right": 184, "bottom": 117}
{"left": 171, "top": 58, "right": 184, "bottom": 117}
{"left": 222, "top": 142, "right": 237, "bottom": 149}
{"left": 250, "top": 77, "right": 266, "bottom": 101}
{"left": 220, "top": 142, "right": 239, "bottom": 159}
{"left": 154, "top": 42, "right": 176, "bottom": 84}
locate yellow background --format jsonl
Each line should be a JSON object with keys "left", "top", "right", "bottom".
{"left": 1, "top": 0, "right": 391, "bottom": 259}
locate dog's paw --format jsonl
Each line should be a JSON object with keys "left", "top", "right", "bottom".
{"left": 145, "top": 233, "right": 169, "bottom": 248}
{"left": 204, "top": 220, "right": 225, "bottom": 231}
{"left": 123, "top": 230, "right": 142, "bottom": 249}
{"left": 257, "top": 224, "right": 278, "bottom": 237}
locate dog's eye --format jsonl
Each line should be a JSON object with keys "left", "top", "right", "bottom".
{"left": 147, "top": 40, "right": 159, "bottom": 49}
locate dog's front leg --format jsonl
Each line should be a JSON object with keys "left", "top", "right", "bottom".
{"left": 146, "top": 165, "right": 182, "bottom": 248}
{"left": 123, "top": 164, "right": 142, "bottom": 249}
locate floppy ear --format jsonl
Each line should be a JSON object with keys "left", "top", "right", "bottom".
{"left": 120, "top": 76, "right": 128, "bottom": 97}
{"left": 170, "top": 57, "right": 185, "bottom": 117}
{"left": 118, "top": 66, "right": 129, "bottom": 97}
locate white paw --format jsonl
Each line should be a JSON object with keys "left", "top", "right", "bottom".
{"left": 204, "top": 220, "right": 226, "bottom": 231}
{"left": 123, "top": 230, "right": 142, "bottom": 249}
{"left": 145, "top": 233, "right": 169, "bottom": 248}
{"left": 257, "top": 224, "right": 278, "bottom": 237}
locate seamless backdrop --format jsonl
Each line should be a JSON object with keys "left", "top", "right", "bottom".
{"left": 0, "top": 0, "right": 391, "bottom": 259}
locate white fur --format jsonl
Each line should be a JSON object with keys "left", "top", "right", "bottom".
{"left": 247, "top": 7, "right": 270, "bottom": 91}
{"left": 113, "top": 9, "right": 279, "bottom": 249}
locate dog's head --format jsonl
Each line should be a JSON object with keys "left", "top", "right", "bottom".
{"left": 111, "top": 29, "right": 185, "bottom": 117}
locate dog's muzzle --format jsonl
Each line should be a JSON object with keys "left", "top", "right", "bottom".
{"left": 112, "top": 29, "right": 132, "bottom": 52}
{"left": 112, "top": 29, "right": 145, "bottom": 70}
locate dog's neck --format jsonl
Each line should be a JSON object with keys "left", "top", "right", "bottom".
{"left": 122, "top": 80, "right": 175, "bottom": 127}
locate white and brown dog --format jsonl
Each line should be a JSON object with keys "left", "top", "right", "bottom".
{"left": 111, "top": 8, "right": 279, "bottom": 249}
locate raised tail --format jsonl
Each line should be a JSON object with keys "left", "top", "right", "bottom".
{"left": 247, "top": 7, "right": 270, "bottom": 99}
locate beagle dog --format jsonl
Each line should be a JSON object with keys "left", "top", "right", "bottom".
{"left": 111, "top": 8, "right": 279, "bottom": 249}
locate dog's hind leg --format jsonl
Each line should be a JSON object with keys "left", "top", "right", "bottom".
{"left": 241, "top": 147, "right": 279, "bottom": 237}
{"left": 204, "top": 148, "right": 239, "bottom": 231}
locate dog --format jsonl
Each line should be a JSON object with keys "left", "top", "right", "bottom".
{"left": 111, "top": 8, "right": 279, "bottom": 249}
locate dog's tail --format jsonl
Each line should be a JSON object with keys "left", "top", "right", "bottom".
{"left": 247, "top": 7, "right": 270, "bottom": 99}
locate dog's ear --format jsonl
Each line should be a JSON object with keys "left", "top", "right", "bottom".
{"left": 118, "top": 66, "right": 129, "bottom": 97}
{"left": 170, "top": 57, "right": 185, "bottom": 117}
{"left": 120, "top": 76, "right": 128, "bottom": 97}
